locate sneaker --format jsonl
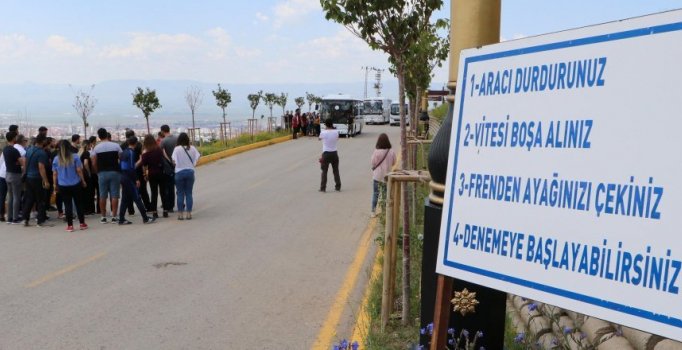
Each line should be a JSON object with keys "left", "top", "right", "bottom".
{"left": 58, "top": 213, "right": 65, "bottom": 219}
{"left": 143, "top": 217, "right": 157, "bottom": 224}
{"left": 185, "top": 213, "right": 192, "bottom": 221}
{"left": 37, "top": 222, "right": 54, "bottom": 228}
{"left": 178, "top": 213, "right": 184, "bottom": 221}
{"left": 100, "top": 217, "right": 108, "bottom": 224}
{"left": 111, "top": 217, "right": 119, "bottom": 224}
{"left": 319, "top": 189, "right": 326, "bottom": 192}
{"left": 79, "top": 223, "right": 89, "bottom": 230}
{"left": 163, "top": 211, "right": 169, "bottom": 218}
{"left": 24, "top": 221, "right": 32, "bottom": 227}
{"left": 11, "top": 220, "right": 22, "bottom": 225}
{"left": 66, "top": 225, "right": 74, "bottom": 232}
{"left": 118, "top": 220, "right": 133, "bottom": 225}
{"left": 152, "top": 212, "right": 159, "bottom": 219}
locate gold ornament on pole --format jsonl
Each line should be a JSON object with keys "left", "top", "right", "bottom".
{"left": 451, "top": 288, "right": 480, "bottom": 316}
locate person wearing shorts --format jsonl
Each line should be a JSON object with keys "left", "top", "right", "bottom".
{"left": 91, "top": 128, "right": 121, "bottom": 224}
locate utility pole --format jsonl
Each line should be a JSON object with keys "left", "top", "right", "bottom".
{"left": 362, "top": 66, "right": 384, "bottom": 98}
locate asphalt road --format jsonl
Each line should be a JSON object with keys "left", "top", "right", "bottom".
{"left": 0, "top": 124, "right": 401, "bottom": 350}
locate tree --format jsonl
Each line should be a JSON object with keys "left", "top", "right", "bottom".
{"left": 132, "top": 87, "right": 162, "bottom": 135}
{"left": 70, "top": 84, "right": 97, "bottom": 139}
{"left": 305, "top": 92, "right": 317, "bottom": 112}
{"left": 262, "top": 93, "right": 278, "bottom": 120}
{"left": 321, "top": 0, "right": 443, "bottom": 326}
{"left": 212, "top": 84, "right": 232, "bottom": 124}
{"left": 400, "top": 18, "right": 449, "bottom": 128}
{"left": 294, "top": 97, "right": 305, "bottom": 111}
{"left": 247, "top": 90, "right": 263, "bottom": 119}
{"left": 276, "top": 93, "right": 289, "bottom": 130}
{"left": 185, "top": 85, "right": 203, "bottom": 143}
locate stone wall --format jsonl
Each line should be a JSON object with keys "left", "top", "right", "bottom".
{"left": 507, "top": 295, "right": 681, "bottom": 350}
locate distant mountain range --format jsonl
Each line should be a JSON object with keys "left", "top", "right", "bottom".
{"left": 0, "top": 79, "right": 438, "bottom": 129}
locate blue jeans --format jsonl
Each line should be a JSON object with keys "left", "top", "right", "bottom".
{"left": 175, "top": 169, "right": 195, "bottom": 212}
{"left": 372, "top": 180, "right": 386, "bottom": 213}
{"left": 98, "top": 171, "right": 121, "bottom": 199}
{"left": 0, "top": 177, "right": 7, "bottom": 219}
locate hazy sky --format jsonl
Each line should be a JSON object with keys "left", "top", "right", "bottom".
{"left": 0, "top": 0, "right": 680, "bottom": 85}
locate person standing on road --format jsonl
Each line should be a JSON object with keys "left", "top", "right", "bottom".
{"left": 171, "top": 132, "right": 200, "bottom": 221}
{"left": 139, "top": 134, "right": 164, "bottom": 219}
{"left": 118, "top": 136, "right": 156, "bottom": 225}
{"left": 292, "top": 110, "right": 300, "bottom": 139}
{"left": 370, "top": 133, "right": 397, "bottom": 217}
{"left": 2, "top": 131, "right": 23, "bottom": 224}
{"left": 22, "top": 134, "right": 53, "bottom": 227}
{"left": 0, "top": 137, "right": 7, "bottom": 222}
{"left": 160, "top": 125, "right": 177, "bottom": 218}
{"left": 91, "top": 128, "right": 122, "bottom": 224}
{"left": 53, "top": 140, "right": 88, "bottom": 232}
{"left": 318, "top": 119, "right": 341, "bottom": 192}
{"left": 80, "top": 139, "right": 96, "bottom": 215}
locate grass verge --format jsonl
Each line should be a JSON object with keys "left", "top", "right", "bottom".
{"left": 198, "top": 130, "right": 290, "bottom": 156}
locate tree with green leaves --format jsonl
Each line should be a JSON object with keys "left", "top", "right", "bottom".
{"left": 132, "top": 87, "right": 162, "bottom": 135}
{"left": 212, "top": 84, "right": 232, "bottom": 124}
{"left": 262, "top": 93, "right": 278, "bottom": 120}
{"left": 70, "top": 84, "right": 97, "bottom": 139}
{"left": 400, "top": 18, "right": 449, "bottom": 128}
{"left": 305, "top": 92, "right": 318, "bottom": 112}
{"left": 321, "top": 0, "right": 443, "bottom": 326}
{"left": 294, "top": 96, "right": 305, "bottom": 111}
{"left": 247, "top": 90, "right": 263, "bottom": 119}
{"left": 276, "top": 93, "right": 289, "bottom": 129}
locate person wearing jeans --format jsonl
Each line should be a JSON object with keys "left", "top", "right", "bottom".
{"left": 160, "top": 125, "right": 178, "bottom": 218}
{"left": 370, "top": 133, "right": 396, "bottom": 217}
{"left": 171, "top": 132, "right": 200, "bottom": 220}
{"left": 0, "top": 152, "right": 6, "bottom": 222}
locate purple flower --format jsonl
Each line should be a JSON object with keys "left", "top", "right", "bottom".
{"left": 514, "top": 333, "right": 525, "bottom": 343}
{"left": 351, "top": 341, "right": 359, "bottom": 350}
{"left": 580, "top": 332, "right": 588, "bottom": 340}
{"left": 427, "top": 322, "right": 434, "bottom": 335}
{"left": 340, "top": 339, "right": 348, "bottom": 349}
{"left": 615, "top": 325, "right": 623, "bottom": 337}
{"left": 462, "top": 329, "right": 469, "bottom": 338}
{"left": 528, "top": 303, "right": 538, "bottom": 312}
{"left": 333, "top": 346, "right": 340, "bottom": 350}
{"left": 552, "top": 338, "right": 559, "bottom": 346}
{"left": 476, "top": 331, "right": 484, "bottom": 338}
{"left": 563, "top": 326, "right": 572, "bottom": 334}
{"left": 420, "top": 328, "right": 426, "bottom": 335}
{"left": 447, "top": 328, "right": 455, "bottom": 335}
{"left": 448, "top": 339, "right": 454, "bottom": 345}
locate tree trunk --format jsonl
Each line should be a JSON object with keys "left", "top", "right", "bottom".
{"left": 397, "top": 64, "right": 411, "bottom": 326}
{"left": 145, "top": 115, "right": 150, "bottom": 135}
{"left": 191, "top": 111, "right": 196, "bottom": 144}
{"left": 83, "top": 119, "right": 88, "bottom": 139}
{"left": 414, "top": 89, "right": 422, "bottom": 137}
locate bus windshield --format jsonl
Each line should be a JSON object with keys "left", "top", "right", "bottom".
{"left": 320, "top": 100, "right": 355, "bottom": 124}
{"left": 363, "top": 101, "right": 383, "bottom": 115}
{"left": 390, "top": 104, "right": 400, "bottom": 115}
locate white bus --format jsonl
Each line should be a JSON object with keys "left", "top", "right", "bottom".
{"left": 390, "top": 102, "right": 409, "bottom": 126}
{"left": 319, "top": 94, "right": 364, "bottom": 137}
{"left": 363, "top": 97, "right": 391, "bottom": 124}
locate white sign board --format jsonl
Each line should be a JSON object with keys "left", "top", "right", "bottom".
{"left": 436, "top": 10, "right": 682, "bottom": 340}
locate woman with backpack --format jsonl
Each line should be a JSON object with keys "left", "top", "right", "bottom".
{"left": 138, "top": 134, "right": 164, "bottom": 219}
{"left": 370, "top": 133, "right": 396, "bottom": 218}
{"left": 52, "top": 139, "right": 88, "bottom": 232}
{"left": 171, "top": 132, "right": 201, "bottom": 220}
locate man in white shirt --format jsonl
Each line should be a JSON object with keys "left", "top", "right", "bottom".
{"left": 318, "top": 119, "right": 341, "bottom": 192}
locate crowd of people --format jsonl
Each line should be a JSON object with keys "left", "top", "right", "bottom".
{"left": 0, "top": 124, "right": 200, "bottom": 231}
{"left": 285, "top": 109, "right": 322, "bottom": 139}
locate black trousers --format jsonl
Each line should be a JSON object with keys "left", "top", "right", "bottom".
{"left": 59, "top": 184, "right": 85, "bottom": 226}
{"left": 147, "top": 173, "right": 162, "bottom": 213}
{"left": 127, "top": 176, "right": 150, "bottom": 214}
{"left": 161, "top": 173, "right": 175, "bottom": 212}
{"left": 23, "top": 178, "right": 48, "bottom": 224}
{"left": 320, "top": 151, "right": 341, "bottom": 191}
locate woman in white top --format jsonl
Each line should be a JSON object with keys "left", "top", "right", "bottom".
{"left": 171, "top": 132, "right": 201, "bottom": 220}
{"left": 370, "top": 133, "right": 397, "bottom": 217}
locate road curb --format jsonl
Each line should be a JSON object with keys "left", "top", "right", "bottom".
{"left": 350, "top": 246, "right": 382, "bottom": 346}
{"left": 196, "top": 134, "right": 293, "bottom": 167}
